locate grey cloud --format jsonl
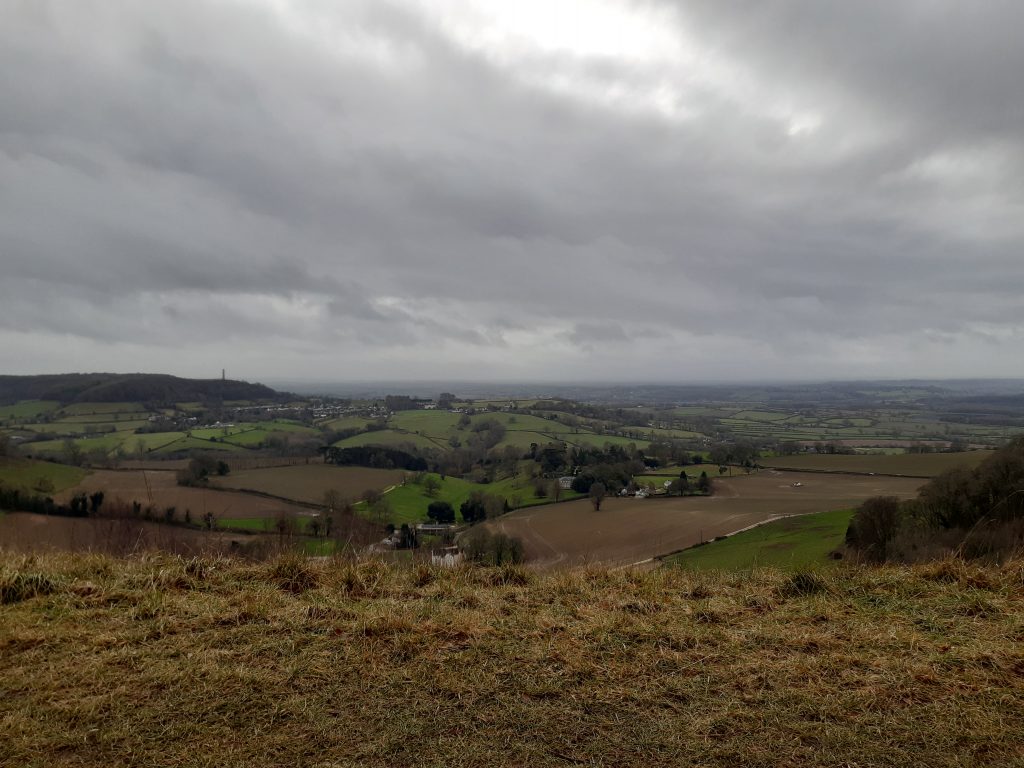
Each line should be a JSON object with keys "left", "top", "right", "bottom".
{"left": 2, "top": 0, "right": 1023, "bottom": 380}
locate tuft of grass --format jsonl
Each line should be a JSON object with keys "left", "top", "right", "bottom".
{"left": 0, "top": 568, "right": 60, "bottom": 604}
{"left": 777, "top": 568, "right": 828, "bottom": 598}
{"left": 268, "top": 554, "right": 318, "bottom": 594}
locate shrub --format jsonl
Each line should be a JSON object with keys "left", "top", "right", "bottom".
{"left": 845, "top": 496, "right": 903, "bottom": 562}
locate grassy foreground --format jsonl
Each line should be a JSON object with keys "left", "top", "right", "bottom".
{"left": 2, "top": 554, "right": 1023, "bottom": 767}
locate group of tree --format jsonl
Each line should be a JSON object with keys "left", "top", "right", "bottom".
{"left": 460, "top": 491, "right": 508, "bottom": 523}
{"left": 460, "top": 527, "right": 524, "bottom": 565}
{"left": 846, "top": 437, "right": 1024, "bottom": 562}
{"left": 176, "top": 455, "right": 230, "bottom": 487}
{"left": 708, "top": 441, "right": 759, "bottom": 468}
{"left": 0, "top": 485, "right": 104, "bottom": 518}
{"left": 320, "top": 445, "right": 428, "bottom": 472}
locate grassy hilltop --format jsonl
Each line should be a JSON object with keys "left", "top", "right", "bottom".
{"left": 2, "top": 553, "right": 1022, "bottom": 767}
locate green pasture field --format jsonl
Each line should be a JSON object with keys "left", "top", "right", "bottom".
{"left": 666, "top": 508, "right": 854, "bottom": 571}
{"left": 131, "top": 432, "right": 189, "bottom": 452}
{"left": 60, "top": 402, "right": 148, "bottom": 415}
{"left": 218, "top": 516, "right": 316, "bottom": 534}
{"left": 760, "top": 451, "right": 993, "bottom": 477}
{"left": 385, "top": 410, "right": 650, "bottom": 453}
{"left": 151, "top": 437, "right": 248, "bottom": 455}
{"left": 0, "top": 457, "right": 88, "bottom": 494}
{"left": 20, "top": 420, "right": 151, "bottom": 435}
{"left": 731, "top": 410, "right": 794, "bottom": 422}
{"left": 24, "top": 432, "right": 134, "bottom": 456}
{"left": 246, "top": 420, "right": 319, "bottom": 434}
{"left": 219, "top": 430, "right": 273, "bottom": 447}
{"left": 0, "top": 401, "right": 61, "bottom": 421}
{"left": 334, "top": 430, "right": 444, "bottom": 451}
{"left": 55, "top": 412, "right": 153, "bottom": 424}
{"left": 358, "top": 471, "right": 581, "bottom": 526}
{"left": 189, "top": 426, "right": 251, "bottom": 439}
{"left": 634, "top": 426, "right": 704, "bottom": 440}
{"left": 321, "top": 416, "right": 377, "bottom": 431}
{"left": 358, "top": 474, "right": 481, "bottom": 525}
{"left": 388, "top": 410, "right": 462, "bottom": 435}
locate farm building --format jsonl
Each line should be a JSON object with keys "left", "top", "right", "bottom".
{"left": 416, "top": 523, "right": 455, "bottom": 535}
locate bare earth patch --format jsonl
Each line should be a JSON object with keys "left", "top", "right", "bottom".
{"left": 58, "top": 469, "right": 312, "bottom": 519}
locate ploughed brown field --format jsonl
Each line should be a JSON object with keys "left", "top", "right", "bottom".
{"left": 57, "top": 470, "right": 313, "bottom": 520}
{"left": 489, "top": 470, "right": 924, "bottom": 568}
{"left": 0, "top": 512, "right": 273, "bottom": 555}
{"left": 210, "top": 464, "right": 408, "bottom": 505}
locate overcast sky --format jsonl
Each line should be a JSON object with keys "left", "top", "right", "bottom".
{"left": 3, "top": 1, "right": 1023, "bottom": 383}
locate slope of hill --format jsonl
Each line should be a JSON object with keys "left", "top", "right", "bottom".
{"left": 0, "top": 373, "right": 282, "bottom": 405}
{"left": 1, "top": 554, "right": 1021, "bottom": 767}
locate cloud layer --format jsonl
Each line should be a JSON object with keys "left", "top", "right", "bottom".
{"left": 3, "top": 0, "right": 1023, "bottom": 381}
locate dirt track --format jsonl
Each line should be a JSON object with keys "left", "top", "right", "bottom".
{"left": 489, "top": 470, "right": 923, "bottom": 568}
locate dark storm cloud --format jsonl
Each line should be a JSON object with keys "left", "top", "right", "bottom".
{"left": 1, "top": 0, "right": 1023, "bottom": 380}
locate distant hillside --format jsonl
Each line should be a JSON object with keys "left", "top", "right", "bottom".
{"left": 0, "top": 373, "right": 283, "bottom": 405}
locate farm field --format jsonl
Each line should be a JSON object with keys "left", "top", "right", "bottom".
{"left": 349, "top": 470, "right": 583, "bottom": 526}
{"left": 0, "top": 458, "right": 88, "bottom": 494}
{"left": 661, "top": 402, "right": 1019, "bottom": 447}
{"left": 487, "top": 471, "right": 923, "bottom": 568}
{"left": 760, "top": 450, "right": 993, "bottom": 477}
{"left": 57, "top": 470, "right": 313, "bottom": 521}
{"left": 666, "top": 508, "right": 855, "bottom": 571}
{"left": 334, "top": 429, "right": 444, "bottom": 451}
{"left": 0, "top": 400, "right": 61, "bottom": 421}
{"left": 211, "top": 465, "right": 408, "bottom": 505}
{"left": 0, "top": 512, "right": 271, "bottom": 555}
{"left": 343, "top": 409, "right": 653, "bottom": 453}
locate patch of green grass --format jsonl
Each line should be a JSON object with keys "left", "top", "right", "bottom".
{"left": 60, "top": 402, "right": 148, "bottom": 415}
{"left": 0, "top": 458, "right": 88, "bottom": 494}
{"left": 334, "top": 430, "right": 443, "bottom": 451}
{"left": 150, "top": 437, "right": 248, "bottom": 454}
{"left": 0, "top": 401, "right": 61, "bottom": 421}
{"left": 362, "top": 474, "right": 479, "bottom": 525}
{"left": 321, "top": 416, "right": 376, "bottom": 431}
{"left": 667, "top": 508, "right": 853, "bottom": 571}
{"left": 360, "top": 471, "right": 583, "bottom": 526}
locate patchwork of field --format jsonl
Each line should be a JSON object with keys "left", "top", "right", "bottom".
{"left": 666, "top": 508, "right": 855, "bottom": 571}
{"left": 487, "top": 471, "right": 923, "bottom": 568}
{"left": 57, "top": 470, "right": 312, "bottom": 520}
{"left": 211, "top": 465, "right": 409, "bottom": 505}
{"left": 338, "top": 409, "right": 654, "bottom": 453}
{"left": 661, "top": 404, "right": 1018, "bottom": 446}
{"left": 760, "top": 450, "right": 993, "bottom": 477}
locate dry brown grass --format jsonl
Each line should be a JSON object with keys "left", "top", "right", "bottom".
{"left": 1, "top": 553, "right": 1023, "bottom": 767}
